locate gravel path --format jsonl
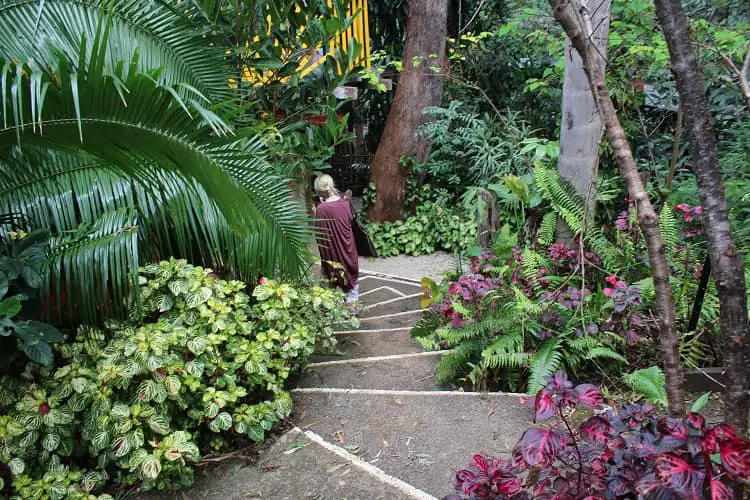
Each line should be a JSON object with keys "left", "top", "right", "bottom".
{"left": 358, "top": 252, "right": 458, "bottom": 282}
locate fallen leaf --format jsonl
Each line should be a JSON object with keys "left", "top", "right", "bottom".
{"left": 345, "top": 443, "right": 360, "bottom": 455}
{"left": 334, "top": 430, "right": 345, "bottom": 444}
{"left": 283, "top": 441, "right": 310, "bottom": 455}
{"left": 326, "top": 463, "right": 349, "bottom": 474}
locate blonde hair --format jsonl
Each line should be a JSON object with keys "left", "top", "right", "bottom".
{"left": 314, "top": 174, "right": 339, "bottom": 200}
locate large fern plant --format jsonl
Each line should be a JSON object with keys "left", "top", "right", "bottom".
{"left": 0, "top": 0, "right": 314, "bottom": 322}
{"left": 415, "top": 287, "right": 626, "bottom": 394}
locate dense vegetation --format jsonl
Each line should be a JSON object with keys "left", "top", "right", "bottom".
{"left": 0, "top": 0, "right": 749, "bottom": 496}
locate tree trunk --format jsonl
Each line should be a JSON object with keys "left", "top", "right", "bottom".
{"left": 556, "top": 0, "right": 611, "bottom": 241}
{"left": 367, "top": 0, "right": 448, "bottom": 222}
{"left": 548, "top": 0, "right": 685, "bottom": 416}
{"left": 653, "top": 0, "right": 750, "bottom": 433}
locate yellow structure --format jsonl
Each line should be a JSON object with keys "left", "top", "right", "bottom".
{"left": 241, "top": 0, "right": 371, "bottom": 85}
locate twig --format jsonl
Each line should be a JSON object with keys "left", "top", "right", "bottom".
{"left": 459, "top": 0, "right": 487, "bottom": 35}
{"left": 663, "top": 105, "right": 683, "bottom": 200}
{"left": 197, "top": 450, "right": 255, "bottom": 465}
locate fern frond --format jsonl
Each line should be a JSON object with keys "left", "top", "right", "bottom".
{"left": 436, "top": 340, "right": 485, "bottom": 384}
{"left": 527, "top": 338, "right": 563, "bottom": 394}
{"left": 480, "top": 332, "right": 526, "bottom": 369}
{"left": 538, "top": 211, "right": 557, "bottom": 245}
{"left": 586, "top": 347, "right": 628, "bottom": 363}
{"left": 659, "top": 203, "right": 678, "bottom": 258}
{"left": 623, "top": 366, "right": 668, "bottom": 407}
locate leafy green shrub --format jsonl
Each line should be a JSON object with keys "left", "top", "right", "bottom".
{"left": 0, "top": 227, "right": 63, "bottom": 368}
{"left": 0, "top": 259, "right": 353, "bottom": 497}
{"left": 366, "top": 201, "right": 477, "bottom": 256}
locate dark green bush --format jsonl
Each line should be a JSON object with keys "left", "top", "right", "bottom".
{"left": 366, "top": 201, "right": 477, "bottom": 256}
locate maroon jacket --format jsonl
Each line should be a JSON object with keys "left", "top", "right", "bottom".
{"left": 315, "top": 198, "right": 359, "bottom": 291}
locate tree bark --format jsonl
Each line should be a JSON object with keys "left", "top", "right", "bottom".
{"left": 548, "top": 0, "right": 685, "bottom": 416}
{"left": 367, "top": 0, "right": 448, "bottom": 222}
{"left": 653, "top": 0, "right": 750, "bottom": 433}
{"left": 556, "top": 0, "right": 611, "bottom": 241}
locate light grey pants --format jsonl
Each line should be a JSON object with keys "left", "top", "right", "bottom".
{"left": 345, "top": 283, "right": 360, "bottom": 303}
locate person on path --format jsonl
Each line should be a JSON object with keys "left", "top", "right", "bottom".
{"left": 312, "top": 174, "right": 360, "bottom": 306}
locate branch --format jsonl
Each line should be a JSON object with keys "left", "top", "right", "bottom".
{"left": 715, "top": 46, "right": 750, "bottom": 111}
{"left": 548, "top": 0, "right": 685, "bottom": 416}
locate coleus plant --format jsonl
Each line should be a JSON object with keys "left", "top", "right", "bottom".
{"left": 447, "top": 371, "right": 750, "bottom": 499}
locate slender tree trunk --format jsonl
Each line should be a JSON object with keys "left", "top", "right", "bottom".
{"left": 556, "top": 0, "right": 611, "bottom": 241}
{"left": 653, "top": 0, "right": 750, "bottom": 433}
{"left": 548, "top": 0, "right": 685, "bottom": 416}
{"left": 368, "top": 0, "right": 448, "bottom": 222}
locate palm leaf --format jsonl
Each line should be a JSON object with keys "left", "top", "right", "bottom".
{"left": 47, "top": 208, "right": 139, "bottom": 323}
{"left": 0, "top": 0, "right": 233, "bottom": 102}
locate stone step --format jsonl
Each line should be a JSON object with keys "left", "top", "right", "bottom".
{"left": 312, "top": 328, "right": 425, "bottom": 363}
{"left": 361, "top": 293, "right": 423, "bottom": 317}
{"left": 297, "top": 352, "right": 449, "bottom": 391}
{"left": 353, "top": 309, "right": 425, "bottom": 329}
{"left": 140, "top": 427, "right": 434, "bottom": 499}
{"left": 291, "top": 389, "right": 533, "bottom": 497}
{"left": 359, "top": 275, "right": 423, "bottom": 296}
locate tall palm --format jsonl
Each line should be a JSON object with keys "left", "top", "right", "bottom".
{"left": 0, "top": 0, "right": 313, "bottom": 323}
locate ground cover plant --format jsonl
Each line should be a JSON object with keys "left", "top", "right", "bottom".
{"left": 446, "top": 371, "right": 750, "bottom": 499}
{"left": 0, "top": 259, "right": 354, "bottom": 497}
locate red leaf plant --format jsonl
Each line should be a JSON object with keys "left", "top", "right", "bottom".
{"left": 447, "top": 371, "right": 750, "bottom": 499}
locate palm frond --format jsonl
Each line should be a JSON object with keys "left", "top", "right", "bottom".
{"left": 47, "top": 208, "right": 139, "bottom": 323}
{"left": 0, "top": 0, "right": 232, "bottom": 101}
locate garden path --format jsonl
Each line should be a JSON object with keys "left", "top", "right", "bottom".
{"left": 146, "top": 255, "right": 532, "bottom": 499}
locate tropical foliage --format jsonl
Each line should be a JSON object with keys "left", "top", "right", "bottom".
{"left": 0, "top": 260, "right": 354, "bottom": 496}
{"left": 448, "top": 371, "right": 750, "bottom": 499}
{"left": 0, "top": 0, "right": 328, "bottom": 324}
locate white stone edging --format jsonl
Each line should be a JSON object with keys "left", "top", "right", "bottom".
{"left": 292, "top": 387, "right": 528, "bottom": 398}
{"left": 306, "top": 350, "right": 449, "bottom": 368}
{"left": 292, "top": 427, "right": 438, "bottom": 500}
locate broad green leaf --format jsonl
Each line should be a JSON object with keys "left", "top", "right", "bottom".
{"left": 691, "top": 392, "right": 711, "bottom": 413}
{"left": 22, "top": 341, "right": 53, "bottom": 365}
{"left": 0, "top": 297, "right": 21, "bottom": 317}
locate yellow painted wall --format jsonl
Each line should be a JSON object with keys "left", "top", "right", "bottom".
{"left": 241, "top": 0, "right": 370, "bottom": 85}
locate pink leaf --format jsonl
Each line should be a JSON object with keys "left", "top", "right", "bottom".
{"left": 720, "top": 439, "right": 750, "bottom": 482}
{"left": 579, "top": 416, "right": 613, "bottom": 446}
{"left": 534, "top": 389, "right": 555, "bottom": 422}
{"left": 515, "top": 427, "right": 566, "bottom": 467}
{"left": 575, "top": 384, "right": 603, "bottom": 409}
{"left": 686, "top": 412, "right": 705, "bottom": 430}
{"left": 710, "top": 478, "right": 734, "bottom": 500}
{"left": 658, "top": 418, "right": 688, "bottom": 441}
{"left": 654, "top": 453, "right": 706, "bottom": 496}
{"left": 703, "top": 424, "right": 737, "bottom": 454}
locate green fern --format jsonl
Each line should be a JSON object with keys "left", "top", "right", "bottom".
{"left": 534, "top": 167, "right": 622, "bottom": 270}
{"left": 659, "top": 203, "right": 678, "bottom": 258}
{"left": 480, "top": 332, "right": 527, "bottom": 369}
{"left": 436, "top": 340, "right": 486, "bottom": 384}
{"left": 521, "top": 249, "right": 548, "bottom": 293}
{"left": 587, "top": 347, "right": 628, "bottom": 363}
{"left": 623, "top": 366, "right": 668, "bottom": 407}
{"left": 527, "top": 338, "right": 563, "bottom": 394}
{"left": 538, "top": 211, "right": 557, "bottom": 245}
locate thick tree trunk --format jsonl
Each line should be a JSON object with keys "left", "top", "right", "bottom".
{"left": 556, "top": 0, "right": 611, "bottom": 241}
{"left": 653, "top": 0, "right": 750, "bottom": 433}
{"left": 548, "top": 0, "right": 685, "bottom": 416}
{"left": 367, "top": 0, "right": 448, "bottom": 222}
